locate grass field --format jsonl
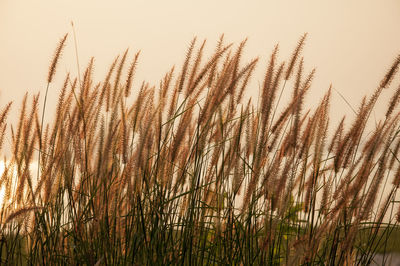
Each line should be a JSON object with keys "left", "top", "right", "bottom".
{"left": 0, "top": 33, "right": 400, "bottom": 265}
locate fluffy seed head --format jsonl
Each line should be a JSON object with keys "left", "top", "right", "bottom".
{"left": 48, "top": 34, "right": 68, "bottom": 83}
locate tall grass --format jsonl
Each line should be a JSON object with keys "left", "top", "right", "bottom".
{"left": 1, "top": 33, "right": 400, "bottom": 265}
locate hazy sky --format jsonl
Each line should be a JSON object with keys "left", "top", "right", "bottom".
{"left": 1, "top": 1, "right": 400, "bottom": 129}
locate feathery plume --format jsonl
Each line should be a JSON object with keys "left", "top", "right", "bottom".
{"left": 285, "top": 33, "right": 307, "bottom": 80}
{"left": 386, "top": 82, "right": 400, "bottom": 117}
{"left": 125, "top": 51, "right": 140, "bottom": 98}
{"left": 178, "top": 37, "right": 197, "bottom": 93}
{"left": 380, "top": 54, "right": 400, "bottom": 89}
{"left": 0, "top": 102, "right": 12, "bottom": 152}
{"left": 47, "top": 34, "right": 68, "bottom": 83}
{"left": 186, "top": 39, "right": 206, "bottom": 95}
{"left": 4, "top": 206, "right": 43, "bottom": 224}
{"left": 328, "top": 117, "right": 345, "bottom": 154}
{"left": 113, "top": 48, "right": 129, "bottom": 104}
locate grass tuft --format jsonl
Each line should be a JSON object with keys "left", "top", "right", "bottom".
{"left": 0, "top": 34, "right": 400, "bottom": 265}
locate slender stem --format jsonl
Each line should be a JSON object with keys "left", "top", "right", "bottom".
{"left": 36, "top": 82, "right": 50, "bottom": 203}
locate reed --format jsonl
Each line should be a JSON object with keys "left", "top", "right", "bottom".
{"left": 0, "top": 34, "right": 400, "bottom": 265}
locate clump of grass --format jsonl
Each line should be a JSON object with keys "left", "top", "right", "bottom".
{"left": 0, "top": 33, "right": 400, "bottom": 265}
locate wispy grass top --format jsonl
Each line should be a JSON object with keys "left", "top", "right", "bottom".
{"left": 0, "top": 34, "right": 399, "bottom": 265}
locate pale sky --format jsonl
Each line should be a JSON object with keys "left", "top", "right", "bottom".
{"left": 0, "top": 1, "right": 400, "bottom": 137}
